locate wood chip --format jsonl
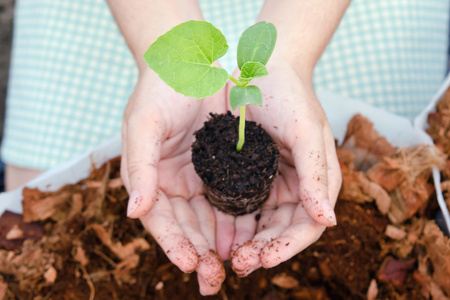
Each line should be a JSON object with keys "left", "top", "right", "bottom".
{"left": 73, "top": 241, "right": 89, "bottom": 267}
{"left": 0, "top": 239, "right": 56, "bottom": 290}
{"left": 108, "top": 177, "right": 124, "bottom": 190}
{"left": 5, "top": 225, "right": 23, "bottom": 240}
{"left": 0, "top": 280, "right": 7, "bottom": 300}
{"left": 366, "top": 279, "right": 378, "bottom": 300}
{"left": 113, "top": 254, "right": 140, "bottom": 283}
{"left": 385, "top": 225, "right": 407, "bottom": 240}
{"left": 427, "top": 88, "right": 450, "bottom": 161}
{"left": 420, "top": 221, "right": 450, "bottom": 296}
{"left": 271, "top": 273, "right": 299, "bottom": 289}
{"left": 44, "top": 266, "right": 57, "bottom": 284}
{"left": 68, "top": 193, "right": 84, "bottom": 219}
{"left": 339, "top": 170, "right": 372, "bottom": 203}
{"left": 357, "top": 172, "right": 391, "bottom": 214}
{"left": 293, "top": 287, "right": 328, "bottom": 300}
{"left": 0, "top": 211, "right": 44, "bottom": 250}
{"left": 91, "top": 223, "right": 150, "bottom": 261}
{"left": 366, "top": 158, "right": 405, "bottom": 192}
{"left": 377, "top": 256, "right": 415, "bottom": 287}
{"left": 22, "top": 190, "right": 72, "bottom": 222}
{"left": 342, "top": 114, "right": 396, "bottom": 171}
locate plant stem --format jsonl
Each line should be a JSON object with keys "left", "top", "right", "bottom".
{"left": 229, "top": 75, "right": 244, "bottom": 87}
{"left": 236, "top": 106, "right": 246, "bottom": 152}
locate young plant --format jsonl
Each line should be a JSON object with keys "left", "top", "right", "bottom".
{"left": 143, "top": 20, "right": 277, "bottom": 151}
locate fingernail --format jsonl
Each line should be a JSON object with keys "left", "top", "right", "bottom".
{"left": 127, "top": 190, "right": 141, "bottom": 217}
{"left": 321, "top": 199, "right": 337, "bottom": 226}
{"left": 237, "top": 265, "right": 260, "bottom": 278}
{"left": 200, "top": 275, "right": 213, "bottom": 287}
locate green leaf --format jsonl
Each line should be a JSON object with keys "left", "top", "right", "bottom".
{"left": 229, "top": 85, "right": 263, "bottom": 110}
{"left": 239, "top": 61, "right": 269, "bottom": 85}
{"left": 237, "top": 21, "right": 277, "bottom": 69}
{"left": 143, "top": 20, "right": 229, "bottom": 99}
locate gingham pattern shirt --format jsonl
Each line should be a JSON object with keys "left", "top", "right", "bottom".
{"left": 2, "top": 0, "right": 449, "bottom": 169}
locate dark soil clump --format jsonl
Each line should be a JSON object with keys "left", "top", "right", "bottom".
{"left": 192, "top": 112, "right": 279, "bottom": 216}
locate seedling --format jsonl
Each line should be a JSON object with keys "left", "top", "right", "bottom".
{"left": 143, "top": 20, "right": 277, "bottom": 151}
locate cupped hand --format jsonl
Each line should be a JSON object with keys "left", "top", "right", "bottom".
{"left": 121, "top": 69, "right": 227, "bottom": 295}
{"left": 219, "top": 59, "right": 342, "bottom": 276}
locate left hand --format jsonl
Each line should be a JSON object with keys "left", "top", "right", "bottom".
{"left": 121, "top": 69, "right": 227, "bottom": 295}
{"left": 216, "top": 59, "right": 342, "bottom": 276}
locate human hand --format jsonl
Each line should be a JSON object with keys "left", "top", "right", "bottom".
{"left": 219, "top": 59, "right": 341, "bottom": 276}
{"left": 121, "top": 69, "right": 227, "bottom": 295}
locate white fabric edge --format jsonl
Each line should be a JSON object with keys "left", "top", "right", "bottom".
{"left": 414, "top": 73, "right": 450, "bottom": 234}
{"left": 0, "top": 134, "right": 121, "bottom": 214}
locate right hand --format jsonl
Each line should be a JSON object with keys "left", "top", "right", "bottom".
{"left": 217, "top": 59, "right": 341, "bottom": 277}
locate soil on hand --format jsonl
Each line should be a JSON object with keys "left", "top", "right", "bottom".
{"left": 192, "top": 112, "right": 279, "bottom": 216}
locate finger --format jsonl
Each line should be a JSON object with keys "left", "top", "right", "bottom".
{"left": 170, "top": 197, "right": 225, "bottom": 291}
{"left": 260, "top": 205, "right": 325, "bottom": 269}
{"left": 229, "top": 195, "right": 275, "bottom": 277}
{"left": 257, "top": 206, "right": 276, "bottom": 232}
{"left": 256, "top": 184, "right": 279, "bottom": 232}
{"left": 324, "top": 125, "right": 342, "bottom": 205}
{"left": 231, "top": 203, "right": 295, "bottom": 277}
{"left": 193, "top": 203, "right": 228, "bottom": 294}
{"left": 120, "top": 121, "right": 131, "bottom": 191}
{"left": 214, "top": 208, "right": 236, "bottom": 261}
{"left": 196, "top": 250, "right": 225, "bottom": 296}
{"left": 125, "top": 112, "right": 163, "bottom": 218}
{"left": 292, "top": 125, "right": 337, "bottom": 226}
{"left": 190, "top": 196, "right": 216, "bottom": 250}
{"left": 139, "top": 191, "right": 198, "bottom": 273}
{"left": 231, "top": 210, "right": 259, "bottom": 254}
{"left": 197, "top": 273, "right": 222, "bottom": 296}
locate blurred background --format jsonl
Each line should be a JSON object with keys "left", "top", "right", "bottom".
{"left": 0, "top": 0, "right": 13, "bottom": 142}
{"left": 0, "top": 0, "right": 13, "bottom": 192}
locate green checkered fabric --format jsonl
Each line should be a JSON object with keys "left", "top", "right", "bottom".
{"left": 3, "top": 0, "right": 138, "bottom": 168}
{"left": 314, "top": 1, "right": 449, "bottom": 119}
{"left": 2, "top": 0, "right": 449, "bottom": 169}
{"left": 198, "top": 0, "right": 264, "bottom": 73}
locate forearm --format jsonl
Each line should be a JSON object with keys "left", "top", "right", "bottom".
{"left": 258, "top": 0, "right": 351, "bottom": 79}
{"left": 107, "top": 0, "right": 203, "bottom": 72}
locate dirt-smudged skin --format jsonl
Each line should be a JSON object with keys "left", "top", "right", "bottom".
{"left": 171, "top": 238, "right": 199, "bottom": 273}
{"left": 232, "top": 240, "right": 265, "bottom": 276}
{"left": 260, "top": 239, "right": 288, "bottom": 268}
{"left": 197, "top": 250, "right": 226, "bottom": 290}
{"left": 152, "top": 233, "right": 199, "bottom": 273}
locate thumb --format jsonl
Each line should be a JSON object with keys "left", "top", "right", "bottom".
{"left": 292, "top": 127, "right": 337, "bottom": 227}
{"left": 122, "top": 113, "right": 163, "bottom": 218}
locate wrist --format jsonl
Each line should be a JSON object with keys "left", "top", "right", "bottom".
{"left": 266, "top": 54, "right": 314, "bottom": 87}
{"left": 108, "top": 0, "right": 204, "bottom": 73}
{"left": 256, "top": 0, "right": 350, "bottom": 82}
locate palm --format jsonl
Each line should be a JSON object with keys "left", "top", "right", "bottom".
{"left": 218, "top": 61, "right": 341, "bottom": 276}
{"left": 121, "top": 70, "right": 227, "bottom": 295}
